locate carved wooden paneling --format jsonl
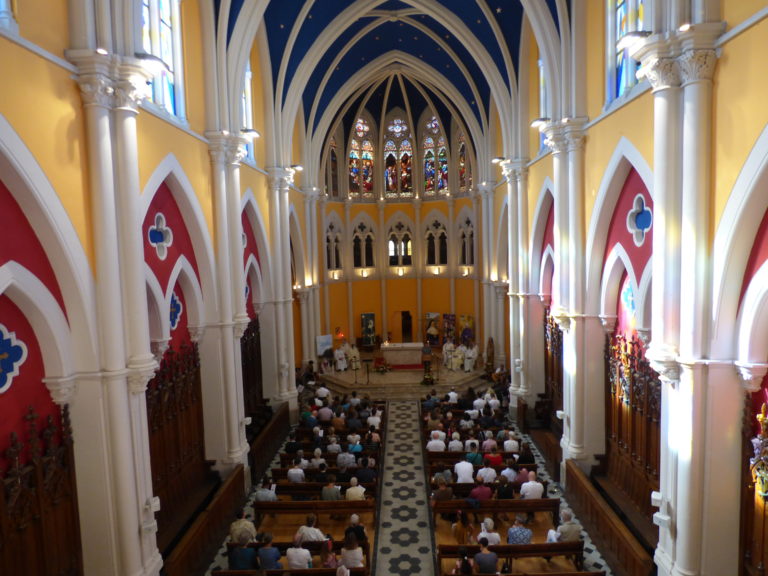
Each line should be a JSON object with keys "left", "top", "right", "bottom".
{"left": 146, "top": 342, "right": 218, "bottom": 554}
{"left": 241, "top": 317, "right": 264, "bottom": 415}
{"left": 0, "top": 406, "right": 82, "bottom": 575}
{"left": 541, "top": 306, "right": 564, "bottom": 437}
{"left": 604, "top": 333, "right": 661, "bottom": 520}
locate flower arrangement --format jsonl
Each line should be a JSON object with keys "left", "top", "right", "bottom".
{"left": 374, "top": 361, "right": 390, "bottom": 374}
{"left": 421, "top": 373, "right": 435, "bottom": 386}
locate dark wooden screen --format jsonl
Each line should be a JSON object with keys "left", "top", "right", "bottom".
{"left": 539, "top": 306, "right": 564, "bottom": 436}
{"left": 146, "top": 342, "right": 218, "bottom": 555}
{"left": 604, "top": 332, "right": 661, "bottom": 520}
{"left": 0, "top": 406, "right": 83, "bottom": 575}
{"left": 241, "top": 317, "right": 264, "bottom": 414}
{"left": 741, "top": 394, "right": 767, "bottom": 574}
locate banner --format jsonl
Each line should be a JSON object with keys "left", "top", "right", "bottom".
{"left": 425, "top": 312, "right": 440, "bottom": 345}
{"left": 361, "top": 313, "right": 375, "bottom": 346}
{"left": 442, "top": 313, "right": 456, "bottom": 344}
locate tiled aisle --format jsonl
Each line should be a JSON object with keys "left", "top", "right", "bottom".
{"left": 374, "top": 401, "right": 435, "bottom": 576}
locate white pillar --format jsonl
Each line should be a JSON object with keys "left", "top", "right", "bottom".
{"left": 635, "top": 49, "right": 683, "bottom": 575}
{"left": 377, "top": 200, "right": 387, "bottom": 340}
{"left": 71, "top": 54, "right": 147, "bottom": 576}
{"left": 672, "top": 45, "right": 718, "bottom": 576}
{"left": 543, "top": 125, "right": 569, "bottom": 319}
{"left": 447, "top": 196, "right": 456, "bottom": 312}
{"left": 515, "top": 164, "right": 531, "bottom": 397}
{"left": 501, "top": 161, "right": 519, "bottom": 388}
{"left": 113, "top": 61, "right": 163, "bottom": 575}
{"left": 476, "top": 186, "right": 492, "bottom": 347}
{"left": 0, "top": 0, "right": 18, "bottom": 34}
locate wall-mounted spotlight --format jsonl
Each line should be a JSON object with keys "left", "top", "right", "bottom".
{"left": 616, "top": 30, "right": 651, "bottom": 52}
{"left": 134, "top": 52, "right": 170, "bottom": 75}
{"left": 530, "top": 117, "right": 550, "bottom": 130}
{"left": 678, "top": 23, "right": 692, "bottom": 33}
{"left": 240, "top": 128, "right": 261, "bottom": 139}
{"left": 96, "top": 47, "right": 109, "bottom": 55}
{"left": 491, "top": 157, "right": 508, "bottom": 165}
{"left": 290, "top": 164, "right": 304, "bottom": 172}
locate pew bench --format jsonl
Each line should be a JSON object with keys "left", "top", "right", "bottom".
{"left": 213, "top": 569, "right": 369, "bottom": 576}
{"left": 431, "top": 497, "right": 560, "bottom": 527}
{"left": 438, "top": 541, "right": 585, "bottom": 571}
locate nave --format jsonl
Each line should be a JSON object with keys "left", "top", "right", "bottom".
{"left": 204, "top": 393, "right": 613, "bottom": 576}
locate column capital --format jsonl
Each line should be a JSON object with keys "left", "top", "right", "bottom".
{"left": 599, "top": 314, "right": 617, "bottom": 335}
{"left": 266, "top": 167, "right": 295, "bottom": 189}
{"left": 114, "top": 60, "right": 153, "bottom": 111}
{"left": 234, "top": 315, "right": 251, "bottom": 340}
{"left": 639, "top": 56, "right": 681, "bottom": 91}
{"left": 73, "top": 69, "right": 114, "bottom": 109}
{"left": 551, "top": 307, "right": 572, "bottom": 332}
{"left": 43, "top": 376, "right": 77, "bottom": 406}
{"left": 644, "top": 343, "right": 680, "bottom": 382}
{"left": 150, "top": 339, "right": 169, "bottom": 364}
{"left": 678, "top": 49, "right": 717, "bottom": 85}
{"left": 188, "top": 325, "right": 206, "bottom": 344}
{"left": 542, "top": 122, "right": 568, "bottom": 155}
{"left": 735, "top": 361, "right": 768, "bottom": 393}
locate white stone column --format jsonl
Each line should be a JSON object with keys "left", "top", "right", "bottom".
{"left": 501, "top": 161, "right": 519, "bottom": 389}
{"left": 113, "top": 61, "right": 163, "bottom": 575}
{"left": 476, "top": 185, "right": 493, "bottom": 347}
{"left": 377, "top": 200, "right": 387, "bottom": 340}
{"left": 543, "top": 125, "right": 569, "bottom": 319}
{"left": 414, "top": 198, "right": 423, "bottom": 339}
{"left": 634, "top": 49, "right": 683, "bottom": 575}
{"left": 672, "top": 44, "right": 719, "bottom": 576}
{"left": 71, "top": 54, "right": 148, "bottom": 576}
{"left": 208, "top": 134, "right": 245, "bottom": 466}
{"left": 515, "top": 164, "right": 531, "bottom": 397}
{"left": 0, "top": 0, "right": 18, "bottom": 34}
{"left": 447, "top": 196, "right": 456, "bottom": 312}
{"left": 494, "top": 283, "right": 508, "bottom": 367}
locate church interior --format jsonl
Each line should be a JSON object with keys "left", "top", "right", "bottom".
{"left": 2, "top": 1, "right": 768, "bottom": 575}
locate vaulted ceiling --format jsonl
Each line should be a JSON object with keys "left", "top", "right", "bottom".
{"left": 219, "top": 0, "right": 568, "bottom": 164}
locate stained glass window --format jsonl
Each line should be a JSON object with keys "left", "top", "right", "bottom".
{"left": 399, "top": 139, "right": 412, "bottom": 194}
{"left": 361, "top": 140, "right": 374, "bottom": 196}
{"left": 349, "top": 139, "right": 360, "bottom": 196}
{"left": 613, "top": 0, "right": 645, "bottom": 100}
{"left": 241, "top": 61, "right": 254, "bottom": 162}
{"left": 355, "top": 118, "right": 370, "bottom": 138}
{"left": 458, "top": 134, "right": 467, "bottom": 192}
{"left": 387, "top": 118, "right": 409, "bottom": 137}
{"left": 141, "top": 0, "right": 183, "bottom": 117}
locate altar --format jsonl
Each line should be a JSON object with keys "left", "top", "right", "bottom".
{"left": 380, "top": 342, "right": 424, "bottom": 367}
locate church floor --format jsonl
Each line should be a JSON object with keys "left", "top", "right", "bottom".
{"left": 205, "top": 399, "right": 614, "bottom": 575}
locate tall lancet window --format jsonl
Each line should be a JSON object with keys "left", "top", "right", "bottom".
{"left": 141, "top": 0, "right": 185, "bottom": 118}
{"left": 610, "top": 0, "right": 646, "bottom": 102}
{"left": 384, "top": 117, "right": 413, "bottom": 198}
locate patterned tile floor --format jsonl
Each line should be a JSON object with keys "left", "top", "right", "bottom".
{"left": 204, "top": 400, "right": 614, "bottom": 575}
{"left": 374, "top": 401, "right": 434, "bottom": 576}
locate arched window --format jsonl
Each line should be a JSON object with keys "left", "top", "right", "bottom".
{"left": 609, "top": 0, "right": 646, "bottom": 103}
{"left": 437, "top": 135, "right": 448, "bottom": 193}
{"left": 349, "top": 139, "right": 361, "bottom": 197}
{"left": 325, "top": 222, "right": 342, "bottom": 271}
{"left": 422, "top": 116, "right": 449, "bottom": 197}
{"left": 384, "top": 117, "right": 413, "bottom": 199}
{"left": 141, "top": 0, "right": 185, "bottom": 118}
{"left": 425, "top": 220, "right": 448, "bottom": 266}
{"left": 423, "top": 136, "right": 436, "bottom": 194}
{"left": 457, "top": 131, "right": 472, "bottom": 193}
{"left": 388, "top": 223, "right": 412, "bottom": 267}
{"left": 361, "top": 139, "right": 374, "bottom": 197}
{"left": 459, "top": 217, "right": 474, "bottom": 267}
{"left": 353, "top": 222, "right": 374, "bottom": 268}
{"left": 241, "top": 61, "right": 254, "bottom": 162}
{"left": 328, "top": 137, "right": 339, "bottom": 198}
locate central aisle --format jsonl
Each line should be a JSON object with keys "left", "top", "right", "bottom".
{"left": 374, "top": 401, "right": 435, "bottom": 576}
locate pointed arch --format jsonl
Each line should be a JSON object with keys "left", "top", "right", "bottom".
{"left": 241, "top": 190, "right": 273, "bottom": 301}
{"left": 539, "top": 245, "right": 555, "bottom": 300}
{"left": 166, "top": 256, "right": 205, "bottom": 332}
{"left": 288, "top": 205, "right": 307, "bottom": 287}
{"left": 496, "top": 196, "right": 510, "bottom": 282}
{"left": 529, "top": 179, "right": 555, "bottom": 294}
{"left": 141, "top": 154, "right": 218, "bottom": 323}
{"left": 585, "top": 137, "right": 653, "bottom": 315}
{"left": 737, "top": 260, "right": 768, "bottom": 364}
{"left": 145, "top": 264, "right": 170, "bottom": 345}
{"left": 600, "top": 244, "right": 636, "bottom": 319}
{"left": 0, "top": 113, "right": 97, "bottom": 370}
{"left": 713, "top": 124, "right": 768, "bottom": 358}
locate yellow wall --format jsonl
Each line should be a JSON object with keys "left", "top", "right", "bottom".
{"left": 723, "top": 0, "right": 768, "bottom": 30}
{"left": 528, "top": 27, "right": 542, "bottom": 156}
{"left": 293, "top": 297, "right": 302, "bottom": 362}
{"left": 240, "top": 167, "right": 271, "bottom": 242}
{"left": 249, "top": 44, "right": 268, "bottom": 169}
{"left": 0, "top": 39, "right": 92, "bottom": 267}
{"left": 182, "top": 0, "right": 206, "bottom": 134}
{"left": 137, "top": 113, "right": 213, "bottom": 240}
{"left": 583, "top": 92, "right": 654, "bottom": 225}
{"left": 527, "top": 153, "right": 553, "bottom": 234}
{"left": 713, "top": 16, "right": 768, "bottom": 229}
{"left": 421, "top": 278, "right": 450, "bottom": 316}
{"left": 352, "top": 280, "right": 383, "bottom": 338}
{"left": 17, "top": 0, "right": 69, "bottom": 57}
{"left": 327, "top": 282, "right": 349, "bottom": 336}
{"left": 454, "top": 278, "right": 475, "bottom": 317}
{"left": 585, "top": 0, "right": 606, "bottom": 124}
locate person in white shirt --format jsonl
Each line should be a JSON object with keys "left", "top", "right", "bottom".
{"left": 426, "top": 430, "right": 447, "bottom": 452}
{"left": 454, "top": 458, "right": 475, "bottom": 483}
{"left": 520, "top": 470, "right": 545, "bottom": 499}
{"left": 503, "top": 431, "right": 520, "bottom": 453}
{"left": 500, "top": 460, "right": 518, "bottom": 483}
{"left": 286, "top": 458, "right": 306, "bottom": 483}
{"left": 442, "top": 340, "right": 455, "bottom": 368}
{"left": 464, "top": 342, "right": 479, "bottom": 372}
{"left": 345, "top": 477, "right": 366, "bottom": 500}
{"left": 472, "top": 394, "right": 486, "bottom": 412}
{"left": 477, "top": 518, "right": 502, "bottom": 546}
{"left": 286, "top": 544, "right": 312, "bottom": 569}
{"left": 294, "top": 514, "right": 326, "bottom": 544}
{"left": 447, "top": 387, "right": 459, "bottom": 404}
{"left": 334, "top": 346, "right": 348, "bottom": 371}
{"left": 475, "top": 459, "right": 497, "bottom": 484}
{"left": 448, "top": 432, "right": 464, "bottom": 452}
{"left": 316, "top": 384, "right": 331, "bottom": 400}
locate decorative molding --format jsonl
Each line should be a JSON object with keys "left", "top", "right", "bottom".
{"left": 644, "top": 347, "right": 680, "bottom": 383}
{"left": 636, "top": 328, "right": 651, "bottom": 346}
{"left": 76, "top": 74, "right": 114, "bottom": 109}
{"left": 640, "top": 57, "right": 681, "bottom": 91}
{"left": 599, "top": 314, "right": 617, "bottom": 335}
{"left": 233, "top": 315, "right": 250, "bottom": 340}
{"left": 150, "top": 340, "right": 169, "bottom": 363}
{"left": 543, "top": 123, "right": 568, "bottom": 154}
{"left": 679, "top": 49, "right": 717, "bottom": 85}
{"left": 736, "top": 361, "right": 768, "bottom": 393}
{"left": 42, "top": 376, "right": 76, "bottom": 406}
{"left": 188, "top": 325, "right": 206, "bottom": 343}
{"left": 551, "top": 307, "right": 572, "bottom": 332}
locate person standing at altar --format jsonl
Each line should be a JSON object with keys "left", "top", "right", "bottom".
{"left": 442, "top": 339, "right": 455, "bottom": 368}
{"left": 464, "top": 341, "right": 479, "bottom": 373}
{"left": 348, "top": 343, "right": 361, "bottom": 372}
{"left": 452, "top": 342, "right": 466, "bottom": 372}
{"left": 334, "top": 345, "right": 348, "bottom": 372}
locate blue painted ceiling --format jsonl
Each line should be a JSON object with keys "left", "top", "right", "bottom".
{"left": 223, "top": 0, "right": 566, "bottom": 149}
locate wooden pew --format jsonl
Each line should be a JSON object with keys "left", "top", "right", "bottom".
{"left": 279, "top": 450, "right": 380, "bottom": 468}
{"left": 271, "top": 466, "right": 379, "bottom": 482}
{"left": 213, "top": 569, "right": 369, "bottom": 576}
{"left": 431, "top": 498, "right": 560, "bottom": 527}
{"left": 564, "top": 460, "right": 654, "bottom": 576}
{"left": 273, "top": 481, "right": 378, "bottom": 499}
{"left": 225, "top": 539, "right": 372, "bottom": 566}
{"left": 431, "top": 480, "right": 547, "bottom": 499}
{"left": 439, "top": 572, "right": 604, "bottom": 576}
{"left": 164, "top": 465, "right": 246, "bottom": 576}
{"left": 437, "top": 541, "right": 585, "bottom": 571}
{"left": 253, "top": 498, "right": 377, "bottom": 523}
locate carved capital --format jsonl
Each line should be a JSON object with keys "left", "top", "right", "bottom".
{"left": 150, "top": 339, "right": 170, "bottom": 364}
{"left": 645, "top": 345, "right": 680, "bottom": 383}
{"left": 233, "top": 315, "right": 251, "bottom": 340}
{"left": 679, "top": 49, "right": 717, "bottom": 85}
{"left": 267, "top": 168, "right": 293, "bottom": 191}
{"left": 43, "top": 376, "right": 77, "bottom": 406}
{"left": 551, "top": 307, "right": 572, "bottom": 332}
{"left": 127, "top": 357, "right": 158, "bottom": 394}
{"left": 225, "top": 137, "right": 248, "bottom": 166}
{"left": 640, "top": 57, "right": 681, "bottom": 91}
{"left": 77, "top": 74, "right": 114, "bottom": 108}
{"left": 735, "top": 361, "right": 768, "bottom": 393}
{"left": 599, "top": 315, "right": 617, "bottom": 335}
{"left": 189, "top": 325, "right": 206, "bottom": 344}
{"left": 543, "top": 123, "right": 568, "bottom": 155}
{"left": 636, "top": 328, "right": 651, "bottom": 346}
